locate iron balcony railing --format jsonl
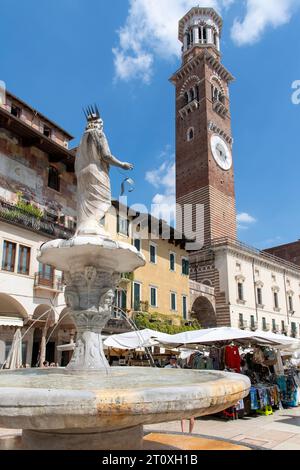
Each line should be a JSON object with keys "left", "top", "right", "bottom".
{"left": 0, "top": 199, "right": 74, "bottom": 240}
{"left": 262, "top": 323, "right": 270, "bottom": 332}
{"left": 34, "top": 273, "right": 64, "bottom": 292}
{"left": 250, "top": 321, "right": 258, "bottom": 332}
{"left": 238, "top": 320, "right": 248, "bottom": 330}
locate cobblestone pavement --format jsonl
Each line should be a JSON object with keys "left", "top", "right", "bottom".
{"left": 145, "top": 408, "right": 300, "bottom": 450}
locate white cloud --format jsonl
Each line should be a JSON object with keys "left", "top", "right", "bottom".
{"left": 145, "top": 159, "right": 175, "bottom": 191}
{"left": 237, "top": 212, "right": 257, "bottom": 224}
{"left": 231, "top": 0, "right": 300, "bottom": 46}
{"left": 237, "top": 212, "right": 257, "bottom": 231}
{"left": 114, "top": 0, "right": 300, "bottom": 82}
{"left": 113, "top": 0, "right": 233, "bottom": 83}
{"left": 145, "top": 151, "right": 176, "bottom": 222}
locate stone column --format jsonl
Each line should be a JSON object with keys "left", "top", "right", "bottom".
{"left": 193, "top": 26, "right": 199, "bottom": 45}
{"left": 183, "top": 34, "right": 188, "bottom": 51}
{"left": 207, "top": 27, "right": 213, "bottom": 45}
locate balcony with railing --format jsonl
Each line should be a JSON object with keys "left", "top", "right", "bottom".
{"left": 281, "top": 326, "right": 288, "bottom": 336}
{"left": 291, "top": 329, "right": 298, "bottom": 339}
{"left": 250, "top": 321, "right": 258, "bottom": 332}
{"left": 119, "top": 272, "right": 134, "bottom": 284}
{"left": 0, "top": 198, "right": 74, "bottom": 240}
{"left": 238, "top": 319, "right": 248, "bottom": 330}
{"left": 34, "top": 273, "right": 64, "bottom": 292}
{"left": 262, "top": 322, "right": 270, "bottom": 332}
{"left": 211, "top": 237, "right": 300, "bottom": 273}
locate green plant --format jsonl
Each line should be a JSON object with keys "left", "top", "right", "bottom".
{"left": 133, "top": 311, "right": 201, "bottom": 334}
{"left": 16, "top": 192, "right": 43, "bottom": 219}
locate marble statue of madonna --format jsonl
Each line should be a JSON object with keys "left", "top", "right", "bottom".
{"left": 75, "top": 106, "right": 133, "bottom": 236}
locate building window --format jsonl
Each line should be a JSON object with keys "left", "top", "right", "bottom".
{"left": 182, "top": 258, "right": 189, "bottom": 276}
{"left": 170, "top": 292, "right": 177, "bottom": 311}
{"left": 17, "top": 245, "right": 31, "bottom": 275}
{"left": 43, "top": 125, "right": 52, "bottom": 138}
{"left": 198, "top": 26, "right": 208, "bottom": 44}
{"left": 38, "top": 263, "right": 54, "bottom": 286}
{"left": 288, "top": 295, "right": 294, "bottom": 313}
{"left": 48, "top": 166, "right": 60, "bottom": 192}
{"left": 291, "top": 322, "right": 297, "bottom": 337}
{"left": 150, "top": 287, "right": 158, "bottom": 308}
{"left": 115, "top": 289, "right": 127, "bottom": 312}
{"left": 274, "top": 292, "right": 279, "bottom": 310}
{"left": 182, "top": 296, "right": 188, "bottom": 320}
{"left": 187, "top": 127, "right": 194, "bottom": 142}
{"left": 10, "top": 104, "right": 21, "bottom": 118}
{"left": 257, "top": 288, "right": 263, "bottom": 306}
{"left": 134, "top": 239, "right": 141, "bottom": 252}
{"left": 150, "top": 243, "right": 157, "bottom": 264}
{"left": 133, "top": 282, "right": 141, "bottom": 311}
{"left": 117, "top": 215, "right": 129, "bottom": 236}
{"left": 238, "top": 282, "right": 244, "bottom": 301}
{"left": 239, "top": 313, "right": 243, "bottom": 327}
{"left": 262, "top": 317, "right": 267, "bottom": 331}
{"left": 281, "top": 320, "right": 286, "bottom": 335}
{"left": 2, "top": 241, "right": 17, "bottom": 272}
{"left": 170, "top": 253, "right": 175, "bottom": 272}
{"left": 250, "top": 315, "right": 256, "bottom": 330}
{"left": 272, "top": 319, "right": 277, "bottom": 332}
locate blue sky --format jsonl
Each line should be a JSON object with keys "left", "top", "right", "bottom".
{"left": 1, "top": 0, "right": 300, "bottom": 249}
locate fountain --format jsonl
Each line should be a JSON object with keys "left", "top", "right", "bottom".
{"left": 0, "top": 107, "right": 250, "bottom": 450}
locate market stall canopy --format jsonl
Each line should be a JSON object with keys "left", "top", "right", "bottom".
{"left": 104, "top": 329, "right": 173, "bottom": 350}
{"left": 252, "top": 330, "right": 300, "bottom": 351}
{"left": 160, "top": 327, "right": 256, "bottom": 347}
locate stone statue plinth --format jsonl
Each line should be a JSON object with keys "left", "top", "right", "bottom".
{"left": 38, "top": 235, "right": 145, "bottom": 370}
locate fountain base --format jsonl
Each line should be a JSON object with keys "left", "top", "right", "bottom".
{"left": 22, "top": 426, "right": 143, "bottom": 450}
{"left": 0, "top": 368, "right": 250, "bottom": 450}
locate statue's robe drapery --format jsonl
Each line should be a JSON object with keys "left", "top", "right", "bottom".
{"left": 75, "top": 129, "right": 111, "bottom": 235}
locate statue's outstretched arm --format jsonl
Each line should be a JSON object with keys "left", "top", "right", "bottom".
{"left": 98, "top": 134, "right": 133, "bottom": 170}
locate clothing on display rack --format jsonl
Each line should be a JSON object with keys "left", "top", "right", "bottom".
{"left": 224, "top": 345, "right": 241, "bottom": 373}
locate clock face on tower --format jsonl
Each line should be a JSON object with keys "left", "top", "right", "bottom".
{"left": 210, "top": 135, "right": 232, "bottom": 171}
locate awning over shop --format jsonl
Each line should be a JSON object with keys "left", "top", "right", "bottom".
{"left": 104, "top": 327, "right": 300, "bottom": 351}
{"left": 104, "top": 329, "right": 173, "bottom": 350}
{"left": 0, "top": 316, "right": 24, "bottom": 327}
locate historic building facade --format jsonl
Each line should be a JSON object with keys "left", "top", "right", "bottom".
{"left": 172, "top": 7, "right": 300, "bottom": 336}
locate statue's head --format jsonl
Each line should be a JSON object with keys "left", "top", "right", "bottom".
{"left": 84, "top": 105, "right": 103, "bottom": 132}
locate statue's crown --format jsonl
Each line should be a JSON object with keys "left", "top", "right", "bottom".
{"left": 83, "top": 104, "right": 101, "bottom": 122}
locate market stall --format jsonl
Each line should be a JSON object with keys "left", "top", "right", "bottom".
{"left": 105, "top": 326, "right": 300, "bottom": 419}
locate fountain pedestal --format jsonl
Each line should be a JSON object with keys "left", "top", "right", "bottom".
{"left": 38, "top": 234, "right": 146, "bottom": 371}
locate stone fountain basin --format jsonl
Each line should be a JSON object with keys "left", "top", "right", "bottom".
{"left": 38, "top": 235, "right": 146, "bottom": 273}
{"left": 0, "top": 368, "right": 250, "bottom": 431}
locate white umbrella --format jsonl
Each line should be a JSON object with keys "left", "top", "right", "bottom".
{"left": 5, "top": 329, "right": 22, "bottom": 370}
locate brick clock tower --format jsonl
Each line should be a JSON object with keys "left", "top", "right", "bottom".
{"left": 171, "top": 7, "right": 237, "bottom": 327}
{"left": 171, "top": 7, "right": 237, "bottom": 247}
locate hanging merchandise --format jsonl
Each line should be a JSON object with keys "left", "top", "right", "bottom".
{"left": 252, "top": 347, "right": 265, "bottom": 365}
{"left": 225, "top": 344, "right": 241, "bottom": 372}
